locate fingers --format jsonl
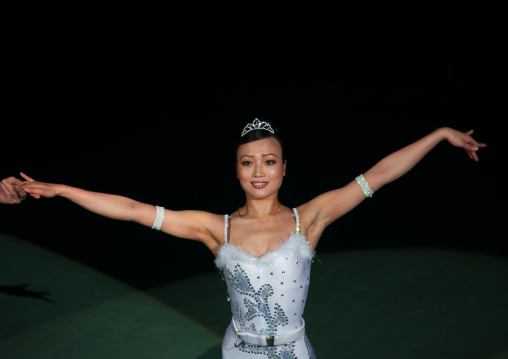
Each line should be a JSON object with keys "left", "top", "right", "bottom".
{"left": 23, "top": 186, "right": 40, "bottom": 194}
{"left": 1, "top": 181, "right": 23, "bottom": 204}
{"left": 2, "top": 180, "right": 18, "bottom": 197}
{"left": 3, "top": 177, "right": 27, "bottom": 199}
{"left": 464, "top": 143, "right": 480, "bottom": 161}
{"left": 31, "top": 193, "right": 41, "bottom": 199}
{"left": 19, "top": 173, "right": 40, "bottom": 198}
{"left": 13, "top": 184, "right": 27, "bottom": 199}
{"left": 464, "top": 129, "right": 486, "bottom": 148}
{"left": 1, "top": 181, "right": 15, "bottom": 198}
{"left": 464, "top": 140, "right": 477, "bottom": 151}
{"left": 458, "top": 130, "right": 486, "bottom": 162}
{"left": 23, "top": 185, "right": 43, "bottom": 199}
{"left": 20, "top": 172, "right": 35, "bottom": 181}
{"left": 5, "top": 176, "right": 24, "bottom": 186}
{"left": 463, "top": 131, "right": 486, "bottom": 154}
{"left": 467, "top": 143, "right": 479, "bottom": 152}
{"left": 465, "top": 149, "right": 479, "bottom": 161}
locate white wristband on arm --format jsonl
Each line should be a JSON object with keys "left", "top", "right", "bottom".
{"left": 152, "top": 206, "right": 165, "bottom": 230}
{"left": 355, "top": 174, "right": 374, "bottom": 197}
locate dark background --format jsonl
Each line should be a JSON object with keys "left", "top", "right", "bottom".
{"left": 1, "top": 33, "right": 506, "bottom": 290}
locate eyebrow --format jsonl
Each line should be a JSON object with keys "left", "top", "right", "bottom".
{"left": 240, "top": 153, "right": 279, "bottom": 160}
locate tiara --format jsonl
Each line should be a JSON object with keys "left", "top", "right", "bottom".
{"left": 241, "top": 118, "right": 275, "bottom": 137}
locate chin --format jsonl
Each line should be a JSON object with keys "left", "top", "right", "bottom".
{"left": 248, "top": 188, "right": 281, "bottom": 200}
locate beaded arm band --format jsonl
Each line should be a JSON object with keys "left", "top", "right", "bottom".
{"left": 152, "top": 206, "right": 165, "bottom": 230}
{"left": 355, "top": 174, "right": 374, "bottom": 197}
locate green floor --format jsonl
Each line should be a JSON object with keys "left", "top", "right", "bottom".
{"left": 1, "top": 233, "right": 507, "bottom": 359}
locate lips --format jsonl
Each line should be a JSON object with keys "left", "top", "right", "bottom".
{"left": 251, "top": 181, "right": 268, "bottom": 189}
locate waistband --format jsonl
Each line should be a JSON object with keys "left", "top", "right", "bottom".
{"left": 232, "top": 317, "right": 306, "bottom": 347}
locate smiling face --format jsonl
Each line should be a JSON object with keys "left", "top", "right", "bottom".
{"left": 236, "top": 137, "right": 286, "bottom": 201}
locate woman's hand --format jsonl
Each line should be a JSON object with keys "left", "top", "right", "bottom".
{"left": 442, "top": 128, "right": 487, "bottom": 161}
{"left": 20, "top": 172, "right": 58, "bottom": 199}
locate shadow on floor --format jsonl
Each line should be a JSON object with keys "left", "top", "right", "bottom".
{"left": 0, "top": 283, "right": 55, "bottom": 303}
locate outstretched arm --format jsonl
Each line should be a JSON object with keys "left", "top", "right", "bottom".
{"left": 362, "top": 128, "right": 484, "bottom": 188}
{"left": 21, "top": 173, "right": 219, "bottom": 244}
{"left": 300, "top": 128, "right": 486, "bottom": 243}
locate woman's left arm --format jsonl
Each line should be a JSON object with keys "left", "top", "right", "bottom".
{"left": 362, "top": 127, "right": 485, "bottom": 191}
{"left": 302, "top": 127, "right": 486, "bottom": 237}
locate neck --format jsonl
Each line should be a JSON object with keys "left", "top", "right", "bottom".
{"left": 240, "top": 198, "right": 281, "bottom": 219}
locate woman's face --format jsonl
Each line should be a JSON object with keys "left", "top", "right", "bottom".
{"left": 236, "top": 137, "right": 286, "bottom": 200}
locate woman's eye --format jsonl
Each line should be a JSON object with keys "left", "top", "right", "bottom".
{"left": 241, "top": 161, "right": 252, "bottom": 166}
{"left": 266, "top": 160, "right": 276, "bottom": 165}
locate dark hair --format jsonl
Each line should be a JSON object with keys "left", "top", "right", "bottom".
{"left": 234, "top": 123, "right": 286, "bottom": 162}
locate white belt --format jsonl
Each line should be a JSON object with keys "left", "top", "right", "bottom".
{"left": 232, "top": 317, "right": 306, "bottom": 347}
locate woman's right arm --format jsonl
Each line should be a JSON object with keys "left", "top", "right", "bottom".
{"left": 21, "top": 173, "right": 219, "bottom": 245}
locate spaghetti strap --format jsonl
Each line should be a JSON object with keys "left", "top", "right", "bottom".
{"left": 292, "top": 208, "right": 301, "bottom": 233}
{"left": 223, "top": 214, "right": 229, "bottom": 243}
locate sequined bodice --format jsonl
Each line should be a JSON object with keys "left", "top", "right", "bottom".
{"left": 215, "top": 231, "right": 313, "bottom": 338}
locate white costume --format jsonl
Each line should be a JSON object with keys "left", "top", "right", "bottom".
{"left": 215, "top": 208, "right": 317, "bottom": 358}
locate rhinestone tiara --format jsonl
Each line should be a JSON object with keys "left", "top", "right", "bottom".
{"left": 241, "top": 118, "right": 275, "bottom": 137}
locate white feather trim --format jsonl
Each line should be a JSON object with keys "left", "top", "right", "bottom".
{"left": 215, "top": 233, "right": 314, "bottom": 268}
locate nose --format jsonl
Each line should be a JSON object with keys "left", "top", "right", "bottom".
{"left": 253, "top": 161, "right": 265, "bottom": 177}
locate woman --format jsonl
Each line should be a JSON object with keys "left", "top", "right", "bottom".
{"left": 21, "top": 119, "right": 485, "bottom": 358}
